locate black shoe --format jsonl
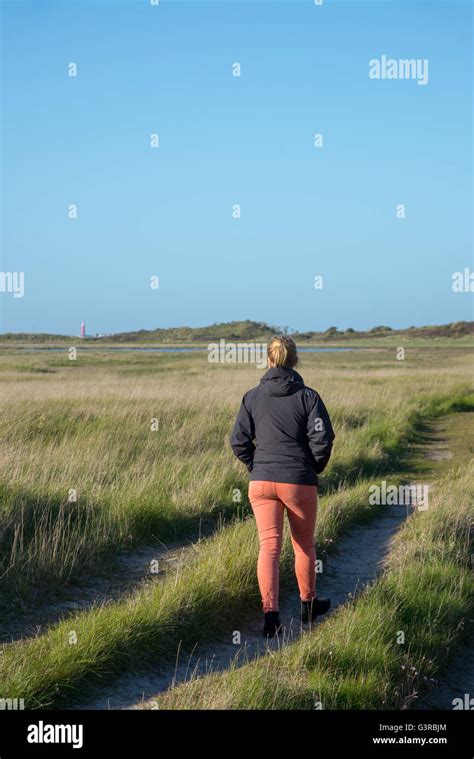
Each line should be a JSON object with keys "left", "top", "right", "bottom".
{"left": 263, "top": 611, "right": 282, "bottom": 638}
{"left": 301, "top": 597, "right": 331, "bottom": 624}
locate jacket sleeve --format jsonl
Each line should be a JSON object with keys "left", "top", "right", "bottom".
{"left": 230, "top": 394, "right": 256, "bottom": 472}
{"left": 306, "top": 391, "right": 335, "bottom": 474}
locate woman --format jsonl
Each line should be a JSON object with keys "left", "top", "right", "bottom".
{"left": 230, "top": 336, "right": 335, "bottom": 638}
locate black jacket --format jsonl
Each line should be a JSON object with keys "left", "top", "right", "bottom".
{"left": 230, "top": 366, "right": 335, "bottom": 486}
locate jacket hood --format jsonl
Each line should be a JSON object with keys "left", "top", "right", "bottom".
{"left": 260, "top": 366, "right": 304, "bottom": 397}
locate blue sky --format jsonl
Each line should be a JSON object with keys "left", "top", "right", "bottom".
{"left": 1, "top": 0, "right": 472, "bottom": 335}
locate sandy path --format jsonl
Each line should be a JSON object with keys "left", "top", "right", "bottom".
{"left": 79, "top": 499, "right": 414, "bottom": 710}
{"left": 0, "top": 530, "right": 209, "bottom": 645}
{"left": 81, "top": 415, "right": 472, "bottom": 711}
{"left": 4, "top": 415, "right": 470, "bottom": 711}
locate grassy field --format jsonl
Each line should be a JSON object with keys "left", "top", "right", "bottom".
{"left": 143, "top": 463, "right": 473, "bottom": 710}
{"left": 0, "top": 345, "right": 472, "bottom": 709}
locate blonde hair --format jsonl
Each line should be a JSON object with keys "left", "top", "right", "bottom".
{"left": 267, "top": 336, "right": 298, "bottom": 368}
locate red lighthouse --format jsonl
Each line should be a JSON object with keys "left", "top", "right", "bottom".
{"left": 80, "top": 321, "right": 85, "bottom": 338}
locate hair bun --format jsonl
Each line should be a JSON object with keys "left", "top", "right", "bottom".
{"left": 267, "top": 336, "right": 298, "bottom": 368}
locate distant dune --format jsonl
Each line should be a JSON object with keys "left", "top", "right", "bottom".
{"left": 0, "top": 319, "right": 473, "bottom": 344}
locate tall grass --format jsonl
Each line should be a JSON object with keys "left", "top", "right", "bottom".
{"left": 0, "top": 348, "right": 472, "bottom": 708}
{"left": 145, "top": 464, "right": 473, "bottom": 710}
{"left": 0, "top": 477, "right": 410, "bottom": 709}
{"left": 1, "top": 349, "right": 471, "bottom": 597}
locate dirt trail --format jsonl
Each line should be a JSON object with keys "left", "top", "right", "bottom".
{"left": 413, "top": 414, "right": 474, "bottom": 710}
{"left": 79, "top": 499, "right": 415, "bottom": 710}
{"left": 79, "top": 414, "right": 472, "bottom": 711}
{"left": 0, "top": 530, "right": 210, "bottom": 645}
{"left": 4, "top": 414, "right": 471, "bottom": 711}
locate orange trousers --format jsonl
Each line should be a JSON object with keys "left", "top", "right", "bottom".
{"left": 248, "top": 480, "right": 318, "bottom": 612}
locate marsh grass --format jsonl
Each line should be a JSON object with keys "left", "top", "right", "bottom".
{"left": 1, "top": 349, "right": 471, "bottom": 598}
{"left": 145, "top": 464, "right": 473, "bottom": 710}
{"left": 0, "top": 347, "right": 472, "bottom": 709}
{"left": 0, "top": 477, "right": 401, "bottom": 708}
